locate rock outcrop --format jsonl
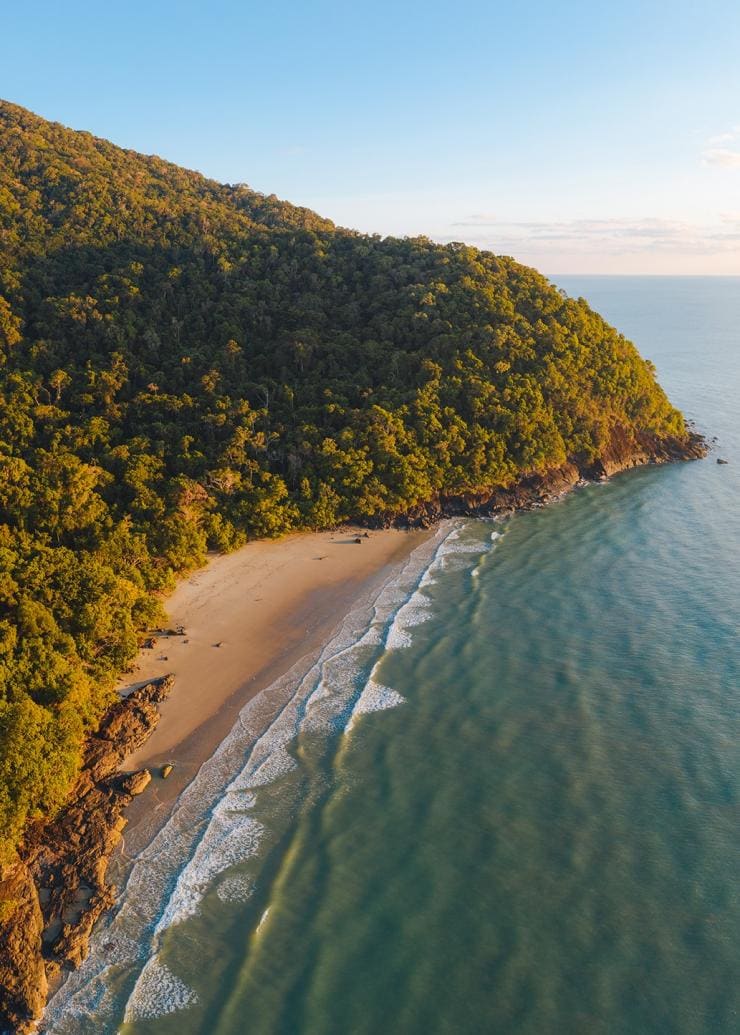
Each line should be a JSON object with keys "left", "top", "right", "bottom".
{"left": 381, "top": 426, "right": 707, "bottom": 528}
{"left": 0, "top": 859, "right": 47, "bottom": 1035}
{"left": 0, "top": 675, "right": 173, "bottom": 1035}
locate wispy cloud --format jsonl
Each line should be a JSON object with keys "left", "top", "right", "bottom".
{"left": 701, "top": 126, "right": 740, "bottom": 168}
{"left": 702, "top": 148, "right": 740, "bottom": 168}
{"left": 707, "top": 125, "right": 740, "bottom": 145}
{"left": 462, "top": 212, "right": 497, "bottom": 225}
{"left": 445, "top": 215, "right": 740, "bottom": 257}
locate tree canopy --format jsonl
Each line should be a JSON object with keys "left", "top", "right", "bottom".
{"left": 0, "top": 100, "right": 688, "bottom": 858}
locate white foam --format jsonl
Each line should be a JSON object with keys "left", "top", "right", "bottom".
{"left": 468, "top": 527, "right": 504, "bottom": 578}
{"left": 235, "top": 741, "right": 297, "bottom": 789}
{"left": 389, "top": 521, "right": 488, "bottom": 636}
{"left": 216, "top": 873, "right": 255, "bottom": 903}
{"left": 385, "top": 591, "right": 434, "bottom": 650}
{"left": 443, "top": 541, "right": 485, "bottom": 553}
{"left": 44, "top": 521, "right": 468, "bottom": 1033}
{"left": 150, "top": 529, "right": 462, "bottom": 933}
{"left": 420, "top": 520, "right": 503, "bottom": 587}
{"left": 301, "top": 624, "right": 383, "bottom": 734}
{"left": 166, "top": 522, "right": 491, "bottom": 918}
{"left": 123, "top": 958, "right": 198, "bottom": 1022}
{"left": 354, "top": 681, "right": 405, "bottom": 716}
{"left": 345, "top": 680, "right": 406, "bottom": 733}
{"left": 156, "top": 812, "right": 265, "bottom": 931}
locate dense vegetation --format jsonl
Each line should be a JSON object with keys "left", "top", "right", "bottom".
{"left": 0, "top": 100, "right": 687, "bottom": 859}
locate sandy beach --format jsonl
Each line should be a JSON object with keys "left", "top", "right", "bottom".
{"left": 117, "top": 525, "right": 430, "bottom": 853}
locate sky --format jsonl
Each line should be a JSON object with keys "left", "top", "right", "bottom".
{"left": 4, "top": 0, "right": 740, "bottom": 274}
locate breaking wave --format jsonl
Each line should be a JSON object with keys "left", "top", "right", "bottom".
{"left": 123, "top": 959, "right": 198, "bottom": 1023}
{"left": 43, "top": 518, "right": 506, "bottom": 1032}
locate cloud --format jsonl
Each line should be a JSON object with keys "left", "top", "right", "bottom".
{"left": 453, "top": 212, "right": 497, "bottom": 226}
{"left": 707, "top": 125, "right": 740, "bottom": 146}
{"left": 443, "top": 215, "right": 740, "bottom": 258}
{"left": 702, "top": 148, "right": 740, "bottom": 168}
{"left": 453, "top": 217, "right": 692, "bottom": 240}
{"left": 701, "top": 125, "right": 740, "bottom": 168}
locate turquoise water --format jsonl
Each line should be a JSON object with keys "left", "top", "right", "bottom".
{"left": 47, "top": 277, "right": 739, "bottom": 1034}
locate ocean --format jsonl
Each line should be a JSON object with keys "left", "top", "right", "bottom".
{"left": 45, "top": 276, "right": 740, "bottom": 1035}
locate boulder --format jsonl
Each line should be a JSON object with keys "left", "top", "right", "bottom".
{"left": 119, "top": 769, "right": 152, "bottom": 796}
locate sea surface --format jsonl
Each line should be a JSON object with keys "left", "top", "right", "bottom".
{"left": 46, "top": 277, "right": 739, "bottom": 1035}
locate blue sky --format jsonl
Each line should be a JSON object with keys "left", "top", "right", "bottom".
{"left": 4, "top": 0, "right": 740, "bottom": 273}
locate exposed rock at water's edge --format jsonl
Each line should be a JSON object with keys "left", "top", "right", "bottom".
{"left": 0, "top": 860, "right": 47, "bottom": 1035}
{"left": 0, "top": 675, "right": 173, "bottom": 1035}
{"left": 373, "top": 426, "right": 708, "bottom": 529}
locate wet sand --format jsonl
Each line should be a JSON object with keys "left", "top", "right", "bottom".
{"left": 117, "top": 526, "right": 430, "bottom": 856}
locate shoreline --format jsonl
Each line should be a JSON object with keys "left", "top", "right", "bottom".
{"left": 41, "top": 522, "right": 449, "bottom": 1031}
{"left": 1, "top": 430, "right": 707, "bottom": 1034}
{"left": 1, "top": 526, "right": 430, "bottom": 1035}
{"left": 120, "top": 424, "right": 708, "bottom": 846}
{"left": 115, "top": 525, "right": 431, "bottom": 858}
{"left": 83, "top": 427, "right": 711, "bottom": 865}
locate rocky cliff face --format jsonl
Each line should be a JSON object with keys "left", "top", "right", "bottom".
{"left": 0, "top": 860, "right": 47, "bottom": 1034}
{"left": 0, "top": 675, "right": 173, "bottom": 1035}
{"left": 386, "top": 426, "right": 707, "bottom": 528}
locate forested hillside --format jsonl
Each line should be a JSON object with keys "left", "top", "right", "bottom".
{"left": 0, "top": 100, "right": 691, "bottom": 857}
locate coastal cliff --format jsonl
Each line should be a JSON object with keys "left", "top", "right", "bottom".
{"left": 0, "top": 676, "right": 173, "bottom": 1035}
{"left": 387, "top": 426, "right": 707, "bottom": 528}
